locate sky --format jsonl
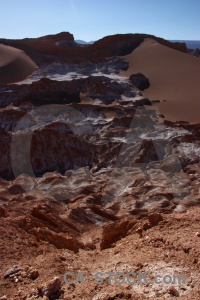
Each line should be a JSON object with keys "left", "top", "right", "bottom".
{"left": 1, "top": 0, "right": 200, "bottom": 41}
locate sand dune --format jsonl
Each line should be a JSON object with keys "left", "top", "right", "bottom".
{"left": 122, "top": 38, "right": 200, "bottom": 123}
{"left": 0, "top": 44, "right": 37, "bottom": 84}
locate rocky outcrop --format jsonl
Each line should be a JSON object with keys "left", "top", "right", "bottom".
{"left": 82, "top": 76, "right": 131, "bottom": 102}
{"left": 129, "top": 73, "right": 150, "bottom": 91}
{"left": 0, "top": 107, "right": 101, "bottom": 178}
{"left": 89, "top": 34, "right": 187, "bottom": 59}
{"left": 148, "top": 212, "right": 163, "bottom": 225}
{"left": 8, "top": 124, "right": 97, "bottom": 178}
{"left": 0, "top": 75, "right": 140, "bottom": 108}
{"left": 134, "top": 140, "right": 166, "bottom": 163}
{"left": 100, "top": 219, "right": 137, "bottom": 250}
{"left": 0, "top": 32, "right": 75, "bottom": 65}
{"left": 21, "top": 78, "right": 81, "bottom": 106}
{"left": 30, "top": 57, "right": 129, "bottom": 80}
{"left": 35, "top": 31, "right": 74, "bottom": 42}
{"left": 38, "top": 277, "right": 62, "bottom": 299}
{"left": 0, "top": 32, "right": 187, "bottom": 65}
{"left": 0, "top": 108, "right": 35, "bottom": 131}
{"left": 0, "top": 78, "right": 81, "bottom": 107}
{"left": 32, "top": 227, "right": 79, "bottom": 252}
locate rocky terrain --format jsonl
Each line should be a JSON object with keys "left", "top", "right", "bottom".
{"left": 0, "top": 33, "right": 200, "bottom": 299}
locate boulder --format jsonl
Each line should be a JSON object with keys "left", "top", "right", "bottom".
{"left": 129, "top": 73, "right": 150, "bottom": 91}
{"left": 147, "top": 212, "right": 163, "bottom": 225}
{"left": 38, "top": 277, "right": 62, "bottom": 299}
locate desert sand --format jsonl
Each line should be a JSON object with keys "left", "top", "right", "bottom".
{"left": 122, "top": 38, "right": 200, "bottom": 123}
{"left": 0, "top": 44, "right": 37, "bottom": 84}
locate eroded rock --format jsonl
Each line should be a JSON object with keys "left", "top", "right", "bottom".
{"left": 129, "top": 73, "right": 150, "bottom": 90}
{"left": 38, "top": 277, "right": 62, "bottom": 299}
{"left": 32, "top": 227, "right": 79, "bottom": 252}
{"left": 100, "top": 219, "right": 137, "bottom": 250}
{"left": 147, "top": 212, "right": 163, "bottom": 226}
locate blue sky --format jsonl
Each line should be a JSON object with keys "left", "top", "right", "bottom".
{"left": 1, "top": 0, "right": 200, "bottom": 41}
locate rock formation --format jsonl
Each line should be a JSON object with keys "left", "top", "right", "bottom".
{"left": 129, "top": 73, "right": 150, "bottom": 90}
{"left": 0, "top": 32, "right": 187, "bottom": 65}
{"left": 0, "top": 32, "right": 199, "bottom": 300}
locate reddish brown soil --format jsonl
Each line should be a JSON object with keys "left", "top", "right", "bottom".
{"left": 0, "top": 200, "right": 200, "bottom": 299}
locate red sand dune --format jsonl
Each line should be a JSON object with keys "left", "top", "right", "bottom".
{"left": 0, "top": 44, "right": 37, "bottom": 84}
{"left": 122, "top": 38, "right": 200, "bottom": 123}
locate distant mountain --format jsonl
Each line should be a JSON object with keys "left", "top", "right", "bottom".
{"left": 170, "top": 40, "right": 200, "bottom": 49}
{"left": 75, "top": 39, "right": 200, "bottom": 49}
{"left": 0, "top": 32, "right": 188, "bottom": 66}
{"left": 75, "top": 39, "right": 94, "bottom": 44}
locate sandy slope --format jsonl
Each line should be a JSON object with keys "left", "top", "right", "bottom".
{"left": 121, "top": 38, "right": 200, "bottom": 123}
{"left": 0, "top": 44, "right": 37, "bottom": 84}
